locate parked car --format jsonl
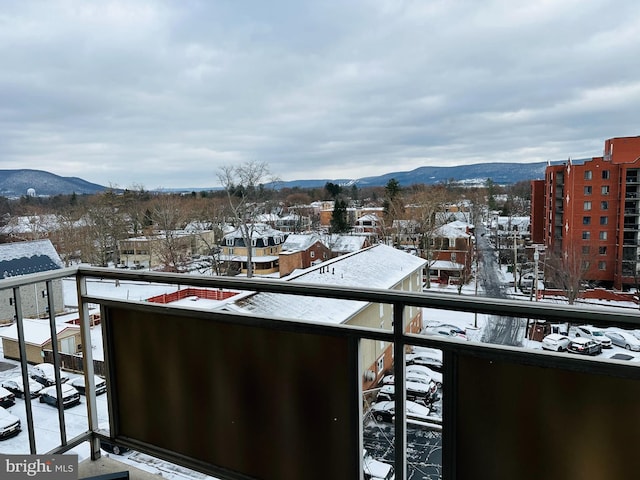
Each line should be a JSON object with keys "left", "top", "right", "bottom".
{"left": 363, "top": 450, "right": 395, "bottom": 480}
{"left": 567, "top": 337, "right": 602, "bottom": 356}
{"left": 406, "top": 348, "right": 443, "bottom": 370}
{"left": 39, "top": 384, "right": 81, "bottom": 409}
{"left": 0, "top": 387, "right": 15, "bottom": 408}
{"left": 71, "top": 375, "right": 107, "bottom": 395}
{"left": 423, "top": 324, "right": 467, "bottom": 340}
{"left": 30, "top": 363, "right": 70, "bottom": 387}
{"left": 370, "top": 400, "right": 432, "bottom": 424}
{"left": 541, "top": 334, "right": 571, "bottom": 352}
{"left": 574, "top": 326, "right": 612, "bottom": 348}
{"left": 405, "top": 365, "right": 443, "bottom": 387}
{"left": 604, "top": 329, "right": 640, "bottom": 351}
{"left": 377, "top": 381, "right": 439, "bottom": 406}
{"left": 0, "top": 406, "right": 21, "bottom": 440}
{"left": 1, "top": 376, "right": 43, "bottom": 399}
{"left": 381, "top": 374, "right": 433, "bottom": 386}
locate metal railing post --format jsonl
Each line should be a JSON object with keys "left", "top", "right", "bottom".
{"left": 392, "top": 302, "right": 407, "bottom": 480}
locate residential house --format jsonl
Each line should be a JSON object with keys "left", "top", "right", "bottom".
{"left": 0, "top": 239, "right": 65, "bottom": 324}
{"left": 279, "top": 234, "right": 332, "bottom": 277}
{"left": 428, "top": 223, "right": 473, "bottom": 284}
{"left": 0, "top": 319, "right": 81, "bottom": 364}
{"left": 220, "top": 223, "right": 287, "bottom": 276}
{"left": 324, "top": 234, "right": 371, "bottom": 256}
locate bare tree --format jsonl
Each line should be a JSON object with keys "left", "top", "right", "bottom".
{"left": 81, "top": 189, "right": 129, "bottom": 266}
{"left": 151, "top": 195, "right": 190, "bottom": 272}
{"left": 545, "top": 246, "right": 591, "bottom": 305}
{"left": 218, "top": 161, "right": 274, "bottom": 278}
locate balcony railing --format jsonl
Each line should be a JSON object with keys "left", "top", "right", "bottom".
{"left": 3, "top": 266, "right": 640, "bottom": 480}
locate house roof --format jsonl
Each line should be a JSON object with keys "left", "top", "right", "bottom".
{"left": 429, "top": 260, "right": 465, "bottom": 271}
{"left": 230, "top": 244, "right": 427, "bottom": 325}
{"left": 281, "top": 234, "right": 324, "bottom": 252}
{"left": 433, "top": 224, "right": 471, "bottom": 239}
{"left": 325, "top": 234, "right": 368, "bottom": 253}
{"left": 224, "top": 223, "right": 285, "bottom": 240}
{"left": 0, "top": 319, "right": 80, "bottom": 347}
{"left": 0, "top": 239, "right": 64, "bottom": 278}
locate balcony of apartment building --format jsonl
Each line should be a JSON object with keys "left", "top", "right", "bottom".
{"left": 2, "top": 267, "right": 640, "bottom": 480}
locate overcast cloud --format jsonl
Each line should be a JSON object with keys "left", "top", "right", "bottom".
{"left": 1, "top": 0, "right": 639, "bottom": 189}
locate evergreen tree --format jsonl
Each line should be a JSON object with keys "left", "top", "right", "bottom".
{"left": 330, "top": 198, "right": 349, "bottom": 233}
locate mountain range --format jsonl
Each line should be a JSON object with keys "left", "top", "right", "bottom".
{"left": 0, "top": 161, "right": 572, "bottom": 197}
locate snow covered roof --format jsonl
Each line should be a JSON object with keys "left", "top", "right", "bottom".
{"left": 429, "top": 260, "right": 465, "bottom": 271}
{"left": 224, "top": 223, "right": 285, "bottom": 240}
{"left": 281, "top": 234, "right": 324, "bottom": 252}
{"left": 325, "top": 234, "right": 368, "bottom": 253}
{"left": 0, "top": 319, "right": 79, "bottom": 346}
{"left": 0, "top": 239, "right": 64, "bottom": 278}
{"left": 231, "top": 244, "right": 427, "bottom": 324}
{"left": 433, "top": 224, "right": 471, "bottom": 239}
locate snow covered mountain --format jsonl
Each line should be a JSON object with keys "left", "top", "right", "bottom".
{"left": 0, "top": 169, "right": 106, "bottom": 197}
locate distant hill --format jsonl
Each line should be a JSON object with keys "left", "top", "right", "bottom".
{"left": 0, "top": 169, "right": 107, "bottom": 197}
{"left": 0, "top": 160, "right": 575, "bottom": 197}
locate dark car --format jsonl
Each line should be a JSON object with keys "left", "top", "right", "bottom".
{"left": 30, "top": 363, "right": 70, "bottom": 387}
{"left": 1, "top": 376, "right": 43, "bottom": 399}
{"left": 0, "top": 387, "right": 15, "bottom": 408}
{"left": 71, "top": 375, "right": 107, "bottom": 396}
{"left": 39, "top": 384, "right": 81, "bottom": 409}
{"left": 0, "top": 407, "right": 21, "bottom": 440}
{"left": 567, "top": 337, "right": 602, "bottom": 356}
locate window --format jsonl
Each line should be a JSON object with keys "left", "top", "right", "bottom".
{"left": 310, "top": 251, "right": 315, "bottom": 258}
{"left": 582, "top": 231, "right": 591, "bottom": 240}
{"left": 584, "top": 186, "right": 592, "bottom": 195}
{"left": 377, "top": 356, "right": 384, "bottom": 374}
{"left": 583, "top": 201, "right": 592, "bottom": 210}
{"left": 582, "top": 246, "right": 590, "bottom": 254}
{"left": 602, "top": 170, "right": 610, "bottom": 179}
{"left": 584, "top": 170, "right": 593, "bottom": 180}
{"left": 601, "top": 201, "right": 608, "bottom": 210}
{"left": 600, "top": 216, "right": 608, "bottom": 225}
{"left": 599, "top": 246, "right": 607, "bottom": 255}
{"left": 601, "top": 185, "right": 610, "bottom": 195}
{"left": 598, "top": 261, "right": 607, "bottom": 270}
{"left": 582, "top": 260, "right": 590, "bottom": 269}
{"left": 599, "top": 231, "right": 608, "bottom": 240}
{"left": 582, "top": 216, "right": 591, "bottom": 225}
{"left": 226, "top": 238, "right": 233, "bottom": 246}
{"left": 251, "top": 238, "right": 257, "bottom": 247}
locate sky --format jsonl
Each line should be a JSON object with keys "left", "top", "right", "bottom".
{"left": 2, "top": 0, "right": 640, "bottom": 189}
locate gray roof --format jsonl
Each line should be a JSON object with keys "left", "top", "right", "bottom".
{"left": 0, "top": 239, "right": 63, "bottom": 278}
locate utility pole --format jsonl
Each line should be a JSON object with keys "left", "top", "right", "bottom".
{"left": 534, "top": 248, "right": 540, "bottom": 302}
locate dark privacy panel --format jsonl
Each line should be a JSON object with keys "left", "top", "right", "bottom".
{"left": 104, "top": 306, "right": 359, "bottom": 480}
{"left": 455, "top": 355, "right": 640, "bottom": 480}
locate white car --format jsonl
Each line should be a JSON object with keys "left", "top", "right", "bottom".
{"left": 381, "top": 374, "right": 433, "bottom": 386}
{"left": 370, "top": 400, "right": 432, "bottom": 424}
{"left": 406, "top": 365, "right": 443, "bottom": 387}
{"left": 423, "top": 324, "right": 467, "bottom": 340}
{"left": 0, "top": 406, "right": 21, "bottom": 439}
{"left": 604, "top": 329, "right": 640, "bottom": 351}
{"left": 574, "top": 326, "right": 612, "bottom": 348}
{"left": 71, "top": 375, "right": 107, "bottom": 395}
{"left": 541, "top": 334, "right": 571, "bottom": 352}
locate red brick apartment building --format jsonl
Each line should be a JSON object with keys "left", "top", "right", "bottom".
{"left": 531, "top": 136, "right": 640, "bottom": 290}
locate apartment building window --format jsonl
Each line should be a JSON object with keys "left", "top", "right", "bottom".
{"left": 599, "top": 246, "right": 607, "bottom": 255}
{"left": 583, "top": 201, "right": 592, "bottom": 210}
{"left": 601, "top": 201, "right": 608, "bottom": 210}
{"left": 582, "top": 216, "right": 591, "bottom": 225}
{"left": 599, "top": 216, "right": 608, "bottom": 225}
{"left": 602, "top": 170, "right": 610, "bottom": 179}
{"left": 584, "top": 186, "right": 592, "bottom": 195}
{"left": 598, "top": 261, "right": 607, "bottom": 270}
{"left": 599, "top": 231, "right": 608, "bottom": 240}
{"left": 601, "top": 185, "right": 610, "bottom": 195}
{"left": 582, "top": 260, "right": 590, "bottom": 269}
{"left": 584, "top": 170, "right": 593, "bottom": 180}
{"left": 582, "top": 246, "right": 590, "bottom": 255}
{"left": 582, "top": 231, "right": 590, "bottom": 240}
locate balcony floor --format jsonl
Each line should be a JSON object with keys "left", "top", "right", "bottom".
{"left": 78, "top": 456, "right": 162, "bottom": 480}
